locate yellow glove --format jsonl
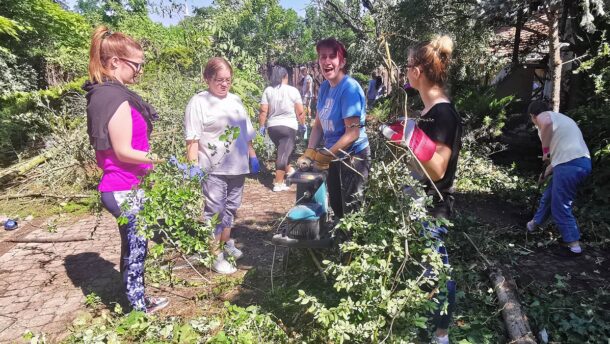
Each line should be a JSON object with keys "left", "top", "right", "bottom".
{"left": 297, "top": 148, "right": 317, "bottom": 170}
{"left": 313, "top": 150, "right": 334, "bottom": 171}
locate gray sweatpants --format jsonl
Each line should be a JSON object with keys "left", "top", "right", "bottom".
{"left": 202, "top": 174, "right": 246, "bottom": 235}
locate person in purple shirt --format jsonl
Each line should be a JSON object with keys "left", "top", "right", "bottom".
{"left": 84, "top": 26, "right": 168, "bottom": 314}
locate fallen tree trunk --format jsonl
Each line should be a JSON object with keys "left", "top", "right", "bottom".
{"left": 490, "top": 269, "right": 537, "bottom": 344}
{"left": 0, "top": 193, "right": 91, "bottom": 201}
{"left": 9, "top": 236, "right": 90, "bottom": 243}
{"left": 0, "top": 148, "right": 59, "bottom": 185}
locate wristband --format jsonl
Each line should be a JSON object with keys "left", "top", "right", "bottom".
{"left": 542, "top": 147, "right": 550, "bottom": 155}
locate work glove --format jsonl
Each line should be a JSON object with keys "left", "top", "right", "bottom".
{"left": 296, "top": 148, "right": 316, "bottom": 171}
{"left": 168, "top": 155, "right": 205, "bottom": 179}
{"left": 249, "top": 156, "right": 260, "bottom": 174}
{"left": 542, "top": 147, "right": 550, "bottom": 162}
{"left": 313, "top": 150, "right": 333, "bottom": 171}
{"left": 379, "top": 119, "right": 436, "bottom": 162}
{"left": 259, "top": 126, "right": 266, "bottom": 136}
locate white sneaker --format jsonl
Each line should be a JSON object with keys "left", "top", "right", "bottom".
{"left": 224, "top": 239, "right": 243, "bottom": 260}
{"left": 273, "top": 183, "right": 290, "bottom": 192}
{"left": 212, "top": 252, "right": 237, "bottom": 274}
{"left": 526, "top": 219, "right": 537, "bottom": 232}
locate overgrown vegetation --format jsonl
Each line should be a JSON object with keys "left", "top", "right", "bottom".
{"left": 2, "top": 0, "right": 610, "bottom": 343}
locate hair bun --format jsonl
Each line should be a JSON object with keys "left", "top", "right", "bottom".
{"left": 431, "top": 35, "right": 453, "bottom": 57}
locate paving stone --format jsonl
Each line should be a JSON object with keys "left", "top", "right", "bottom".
{"left": 3, "top": 302, "right": 29, "bottom": 314}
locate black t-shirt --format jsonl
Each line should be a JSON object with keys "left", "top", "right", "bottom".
{"left": 417, "top": 102, "right": 462, "bottom": 202}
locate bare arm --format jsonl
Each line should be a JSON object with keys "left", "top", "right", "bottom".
{"left": 259, "top": 104, "right": 269, "bottom": 127}
{"left": 108, "top": 101, "right": 158, "bottom": 164}
{"left": 186, "top": 140, "right": 199, "bottom": 162}
{"left": 248, "top": 142, "right": 256, "bottom": 158}
{"left": 328, "top": 116, "right": 360, "bottom": 155}
{"left": 421, "top": 143, "right": 452, "bottom": 181}
{"left": 537, "top": 111, "right": 553, "bottom": 151}
{"left": 294, "top": 103, "right": 305, "bottom": 125}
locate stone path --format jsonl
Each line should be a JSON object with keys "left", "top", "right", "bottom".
{"left": 0, "top": 175, "right": 295, "bottom": 343}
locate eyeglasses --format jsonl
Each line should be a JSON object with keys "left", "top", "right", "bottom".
{"left": 213, "top": 78, "right": 232, "bottom": 85}
{"left": 119, "top": 58, "right": 144, "bottom": 72}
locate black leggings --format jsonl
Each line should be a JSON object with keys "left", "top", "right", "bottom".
{"left": 267, "top": 125, "right": 296, "bottom": 170}
{"left": 327, "top": 146, "right": 371, "bottom": 219}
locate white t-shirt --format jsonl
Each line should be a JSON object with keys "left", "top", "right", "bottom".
{"left": 301, "top": 75, "right": 313, "bottom": 98}
{"left": 539, "top": 111, "right": 590, "bottom": 167}
{"left": 261, "top": 85, "right": 302, "bottom": 130}
{"left": 184, "top": 91, "right": 256, "bottom": 175}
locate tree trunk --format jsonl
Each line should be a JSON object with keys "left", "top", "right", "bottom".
{"left": 512, "top": 6, "right": 524, "bottom": 67}
{"left": 0, "top": 148, "right": 59, "bottom": 186}
{"left": 547, "top": 5, "right": 562, "bottom": 112}
{"left": 490, "top": 269, "right": 537, "bottom": 344}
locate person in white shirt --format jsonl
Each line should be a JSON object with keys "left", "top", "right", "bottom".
{"left": 184, "top": 57, "right": 258, "bottom": 274}
{"left": 300, "top": 66, "right": 313, "bottom": 120}
{"left": 526, "top": 100, "right": 591, "bottom": 257}
{"left": 259, "top": 66, "right": 305, "bottom": 191}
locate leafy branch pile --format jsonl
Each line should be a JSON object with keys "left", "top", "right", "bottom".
{"left": 53, "top": 303, "right": 288, "bottom": 344}
{"left": 297, "top": 139, "right": 452, "bottom": 343}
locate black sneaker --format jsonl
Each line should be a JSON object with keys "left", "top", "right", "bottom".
{"left": 145, "top": 296, "right": 169, "bottom": 314}
{"left": 552, "top": 245, "right": 583, "bottom": 258}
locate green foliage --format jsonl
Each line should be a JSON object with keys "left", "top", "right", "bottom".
{"left": 522, "top": 275, "right": 610, "bottom": 343}
{"left": 63, "top": 303, "right": 287, "bottom": 343}
{"left": 567, "top": 103, "right": 610, "bottom": 241}
{"left": 124, "top": 158, "right": 215, "bottom": 265}
{"left": 351, "top": 72, "right": 369, "bottom": 88}
{"left": 297, "top": 143, "right": 450, "bottom": 343}
{"left": 454, "top": 87, "right": 514, "bottom": 139}
{"left": 84, "top": 292, "right": 102, "bottom": 309}
{"left": 0, "top": 77, "right": 86, "bottom": 165}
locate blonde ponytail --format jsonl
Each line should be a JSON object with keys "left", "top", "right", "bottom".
{"left": 409, "top": 35, "right": 454, "bottom": 86}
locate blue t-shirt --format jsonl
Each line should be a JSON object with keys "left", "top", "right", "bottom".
{"left": 317, "top": 75, "right": 369, "bottom": 154}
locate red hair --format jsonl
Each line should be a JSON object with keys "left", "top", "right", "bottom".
{"left": 316, "top": 38, "right": 348, "bottom": 69}
{"left": 203, "top": 57, "right": 233, "bottom": 80}
{"left": 88, "top": 26, "right": 142, "bottom": 84}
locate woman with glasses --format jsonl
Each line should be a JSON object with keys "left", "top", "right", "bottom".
{"left": 297, "top": 38, "right": 370, "bottom": 220}
{"left": 258, "top": 66, "right": 305, "bottom": 191}
{"left": 184, "top": 57, "right": 258, "bottom": 275}
{"left": 402, "top": 35, "right": 462, "bottom": 344}
{"left": 83, "top": 26, "right": 168, "bottom": 314}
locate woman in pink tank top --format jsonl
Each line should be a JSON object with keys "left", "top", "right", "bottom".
{"left": 84, "top": 26, "right": 168, "bottom": 314}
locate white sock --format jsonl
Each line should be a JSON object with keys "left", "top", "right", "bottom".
{"left": 569, "top": 244, "right": 582, "bottom": 253}
{"left": 434, "top": 334, "right": 449, "bottom": 344}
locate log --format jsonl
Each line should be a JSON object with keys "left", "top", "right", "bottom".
{"left": 0, "top": 193, "right": 91, "bottom": 201}
{"left": 8, "top": 236, "right": 90, "bottom": 243}
{"left": 0, "top": 148, "right": 59, "bottom": 185}
{"left": 490, "top": 269, "right": 537, "bottom": 344}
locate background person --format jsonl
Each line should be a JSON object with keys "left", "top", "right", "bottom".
{"left": 401, "top": 35, "right": 462, "bottom": 344}
{"left": 300, "top": 66, "right": 314, "bottom": 121}
{"left": 84, "top": 26, "right": 168, "bottom": 313}
{"left": 366, "top": 72, "right": 378, "bottom": 109}
{"left": 526, "top": 100, "right": 591, "bottom": 257}
{"left": 298, "top": 38, "right": 370, "bottom": 220}
{"left": 184, "top": 57, "right": 259, "bottom": 274}
{"left": 259, "top": 66, "right": 305, "bottom": 191}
